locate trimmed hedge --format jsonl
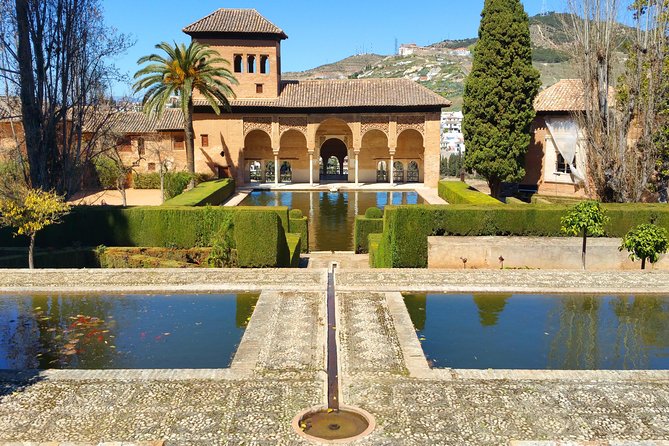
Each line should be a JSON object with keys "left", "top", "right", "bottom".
{"left": 375, "top": 204, "right": 669, "bottom": 268}
{"left": 98, "top": 247, "right": 213, "bottom": 268}
{"left": 368, "top": 233, "right": 382, "bottom": 268}
{"left": 0, "top": 206, "right": 290, "bottom": 249}
{"left": 132, "top": 172, "right": 162, "bottom": 189}
{"left": 290, "top": 216, "right": 309, "bottom": 253}
{"left": 354, "top": 215, "right": 384, "bottom": 254}
{"left": 286, "top": 233, "right": 302, "bottom": 267}
{"left": 438, "top": 180, "right": 503, "bottom": 205}
{"left": 234, "top": 211, "right": 290, "bottom": 268}
{"left": 0, "top": 248, "right": 98, "bottom": 268}
{"left": 162, "top": 178, "right": 235, "bottom": 206}
{"left": 365, "top": 207, "right": 383, "bottom": 219}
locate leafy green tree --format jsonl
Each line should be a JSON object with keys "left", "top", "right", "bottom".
{"left": 462, "top": 0, "right": 541, "bottom": 198}
{"left": 93, "top": 155, "right": 130, "bottom": 207}
{"left": 0, "top": 189, "right": 70, "bottom": 269}
{"left": 561, "top": 201, "right": 609, "bottom": 270}
{"left": 619, "top": 223, "right": 669, "bottom": 270}
{"left": 133, "top": 42, "right": 238, "bottom": 189}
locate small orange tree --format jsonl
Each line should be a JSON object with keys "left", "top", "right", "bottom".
{"left": 0, "top": 189, "right": 71, "bottom": 269}
{"left": 561, "top": 200, "right": 609, "bottom": 270}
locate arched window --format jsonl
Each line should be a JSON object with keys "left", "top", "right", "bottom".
{"left": 280, "top": 161, "right": 292, "bottom": 182}
{"left": 407, "top": 161, "right": 419, "bottom": 182}
{"left": 249, "top": 161, "right": 261, "bottom": 182}
{"left": 265, "top": 160, "right": 275, "bottom": 182}
{"left": 376, "top": 161, "right": 388, "bottom": 183}
{"left": 247, "top": 55, "right": 256, "bottom": 73}
{"left": 393, "top": 161, "right": 405, "bottom": 183}
{"left": 234, "top": 55, "right": 243, "bottom": 73}
{"left": 260, "top": 55, "right": 269, "bottom": 74}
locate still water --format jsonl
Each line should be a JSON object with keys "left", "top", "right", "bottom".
{"left": 239, "top": 190, "right": 424, "bottom": 251}
{"left": 404, "top": 293, "right": 669, "bottom": 370}
{"left": 0, "top": 293, "right": 258, "bottom": 369}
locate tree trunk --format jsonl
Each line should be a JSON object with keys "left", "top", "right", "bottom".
{"left": 488, "top": 178, "right": 502, "bottom": 199}
{"left": 160, "top": 169, "right": 165, "bottom": 204}
{"left": 28, "top": 233, "right": 35, "bottom": 269}
{"left": 184, "top": 99, "right": 196, "bottom": 190}
{"left": 121, "top": 187, "right": 127, "bottom": 207}
{"left": 641, "top": 258, "right": 646, "bottom": 270}
{"left": 581, "top": 229, "right": 587, "bottom": 270}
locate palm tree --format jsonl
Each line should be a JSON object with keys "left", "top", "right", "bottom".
{"left": 133, "top": 41, "right": 237, "bottom": 188}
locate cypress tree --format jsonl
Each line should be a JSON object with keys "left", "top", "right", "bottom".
{"left": 463, "top": 0, "right": 541, "bottom": 198}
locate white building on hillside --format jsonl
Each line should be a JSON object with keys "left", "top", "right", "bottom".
{"left": 441, "top": 111, "right": 463, "bottom": 132}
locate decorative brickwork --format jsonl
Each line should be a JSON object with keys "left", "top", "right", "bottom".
{"left": 279, "top": 117, "right": 308, "bottom": 136}
{"left": 243, "top": 116, "right": 273, "bottom": 136}
{"left": 397, "top": 115, "right": 425, "bottom": 135}
{"left": 361, "top": 115, "right": 389, "bottom": 136}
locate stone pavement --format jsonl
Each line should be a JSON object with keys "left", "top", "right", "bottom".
{"left": 0, "top": 269, "right": 668, "bottom": 445}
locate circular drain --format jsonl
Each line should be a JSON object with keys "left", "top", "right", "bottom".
{"left": 293, "top": 406, "right": 375, "bottom": 443}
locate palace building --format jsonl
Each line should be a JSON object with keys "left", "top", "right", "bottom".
{"left": 183, "top": 8, "right": 450, "bottom": 187}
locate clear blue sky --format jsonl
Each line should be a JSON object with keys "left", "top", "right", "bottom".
{"left": 104, "top": 0, "right": 565, "bottom": 96}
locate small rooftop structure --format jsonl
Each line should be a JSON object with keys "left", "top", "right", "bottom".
{"left": 183, "top": 8, "right": 288, "bottom": 40}
{"left": 534, "top": 79, "right": 585, "bottom": 112}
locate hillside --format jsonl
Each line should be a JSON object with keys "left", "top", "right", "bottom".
{"left": 281, "top": 12, "right": 632, "bottom": 111}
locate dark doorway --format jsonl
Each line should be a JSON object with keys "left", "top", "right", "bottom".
{"left": 320, "top": 139, "right": 348, "bottom": 182}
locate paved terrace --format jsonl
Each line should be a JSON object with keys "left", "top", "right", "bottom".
{"left": 0, "top": 269, "right": 668, "bottom": 445}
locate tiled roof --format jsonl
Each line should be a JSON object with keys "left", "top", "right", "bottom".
{"left": 534, "top": 79, "right": 584, "bottom": 112}
{"left": 84, "top": 109, "right": 184, "bottom": 133}
{"left": 0, "top": 96, "right": 21, "bottom": 121}
{"left": 195, "top": 79, "right": 451, "bottom": 110}
{"left": 183, "top": 9, "right": 287, "bottom": 39}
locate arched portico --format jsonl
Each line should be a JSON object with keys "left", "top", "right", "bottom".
{"left": 320, "top": 138, "right": 348, "bottom": 181}
{"left": 243, "top": 129, "right": 273, "bottom": 183}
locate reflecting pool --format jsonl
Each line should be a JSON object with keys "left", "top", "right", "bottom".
{"left": 404, "top": 293, "right": 669, "bottom": 370}
{"left": 239, "top": 190, "right": 423, "bottom": 251}
{"left": 0, "top": 293, "right": 258, "bottom": 369}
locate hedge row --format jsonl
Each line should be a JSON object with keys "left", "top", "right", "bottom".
{"left": 233, "top": 211, "right": 290, "bottom": 268}
{"left": 98, "top": 247, "right": 213, "bottom": 268}
{"left": 354, "top": 216, "right": 384, "bottom": 254}
{"left": 286, "top": 234, "right": 302, "bottom": 267}
{"left": 162, "top": 178, "right": 235, "bottom": 206}
{"left": 438, "top": 180, "right": 503, "bottom": 205}
{"left": 289, "top": 216, "right": 309, "bottom": 253}
{"left": 0, "top": 206, "right": 290, "bottom": 249}
{"left": 375, "top": 204, "right": 669, "bottom": 268}
{"left": 368, "top": 233, "right": 383, "bottom": 268}
{"left": 0, "top": 248, "right": 98, "bottom": 268}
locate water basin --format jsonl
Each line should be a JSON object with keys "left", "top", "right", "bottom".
{"left": 0, "top": 293, "right": 258, "bottom": 369}
{"left": 239, "top": 190, "right": 423, "bottom": 251}
{"left": 404, "top": 293, "right": 669, "bottom": 370}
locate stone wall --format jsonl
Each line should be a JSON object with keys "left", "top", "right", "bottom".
{"left": 428, "top": 236, "right": 669, "bottom": 270}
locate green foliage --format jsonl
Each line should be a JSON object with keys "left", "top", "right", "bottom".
{"left": 162, "top": 178, "right": 235, "bottom": 206}
{"left": 561, "top": 201, "right": 609, "bottom": 237}
{"left": 438, "top": 180, "right": 503, "bottom": 205}
{"left": 132, "top": 172, "right": 162, "bottom": 189}
{"left": 94, "top": 156, "right": 127, "bottom": 190}
{"left": 289, "top": 215, "right": 309, "bottom": 253}
{"left": 286, "top": 233, "right": 302, "bottom": 268}
{"left": 368, "top": 233, "right": 383, "bottom": 268}
{"left": 532, "top": 46, "right": 570, "bottom": 63}
{"left": 619, "top": 223, "right": 669, "bottom": 268}
{"left": 98, "top": 247, "right": 212, "bottom": 269}
{"left": 164, "top": 172, "right": 195, "bottom": 200}
{"left": 463, "top": 0, "right": 541, "bottom": 196}
{"left": 0, "top": 160, "right": 28, "bottom": 201}
{"left": 354, "top": 215, "right": 384, "bottom": 254}
{"left": 289, "top": 209, "right": 303, "bottom": 219}
{"left": 206, "top": 220, "right": 237, "bottom": 268}
{"left": 364, "top": 207, "right": 383, "bottom": 219}
{"left": 233, "top": 211, "right": 290, "bottom": 268}
{"left": 372, "top": 203, "right": 669, "bottom": 268}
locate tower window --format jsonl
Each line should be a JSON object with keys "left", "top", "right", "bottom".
{"left": 256, "top": 84, "right": 263, "bottom": 94}
{"left": 247, "top": 55, "right": 256, "bottom": 73}
{"left": 201, "top": 134, "right": 209, "bottom": 147}
{"left": 260, "top": 55, "right": 269, "bottom": 74}
{"left": 233, "top": 55, "right": 243, "bottom": 73}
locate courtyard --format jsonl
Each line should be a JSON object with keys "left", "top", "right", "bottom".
{"left": 0, "top": 269, "right": 668, "bottom": 445}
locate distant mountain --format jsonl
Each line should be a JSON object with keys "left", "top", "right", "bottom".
{"left": 282, "top": 12, "right": 632, "bottom": 111}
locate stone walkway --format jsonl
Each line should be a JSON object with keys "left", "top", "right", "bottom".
{"left": 0, "top": 269, "right": 668, "bottom": 445}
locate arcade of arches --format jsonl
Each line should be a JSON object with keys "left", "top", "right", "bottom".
{"left": 229, "top": 114, "right": 438, "bottom": 186}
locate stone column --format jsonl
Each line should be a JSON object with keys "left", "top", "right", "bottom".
{"left": 390, "top": 154, "right": 395, "bottom": 186}
{"left": 274, "top": 154, "right": 279, "bottom": 186}
{"left": 355, "top": 151, "right": 360, "bottom": 185}
{"left": 309, "top": 153, "right": 314, "bottom": 186}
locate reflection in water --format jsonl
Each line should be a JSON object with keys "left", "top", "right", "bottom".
{"left": 472, "top": 294, "right": 510, "bottom": 327}
{"left": 0, "top": 293, "right": 258, "bottom": 370}
{"left": 239, "top": 191, "right": 424, "bottom": 251}
{"left": 405, "top": 293, "right": 669, "bottom": 370}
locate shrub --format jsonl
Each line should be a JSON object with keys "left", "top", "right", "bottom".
{"left": 233, "top": 211, "right": 290, "bottom": 268}
{"left": 286, "top": 233, "right": 302, "bottom": 268}
{"left": 162, "top": 179, "right": 235, "bottom": 206}
{"left": 354, "top": 215, "right": 384, "bottom": 253}
{"left": 373, "top": 203, "right": 669, "bottom": 268}
{"left": 289, "top": 209, "right": 303, "bottom": 219}
{"left": 164, "top": 172, "right": 194, "bottom": 200}
{"left": 561, "top": 201, "right": 609, "bottom": 270}
{"left": 206, "top": 220, "right": 237, "bottom": 267}
{"left": 98, "top": 247, "right": 212, "bottom": 268}
{"left": 289, "top": 214, "right": 309, "bottom": 253}
{"left": 364, "top": 207, "right": 383, "bottom": 219}
{"left": 438, "top": 181, "right": 503, "bottom": 205}
{"left": 368, "top": 233, "right": 383, "bottom": 268}
{"left": 132, "top": 172, "right": 162, "bottom": 189}
{"left": 619, "top": 223, "right": 669, "bottom": 269}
